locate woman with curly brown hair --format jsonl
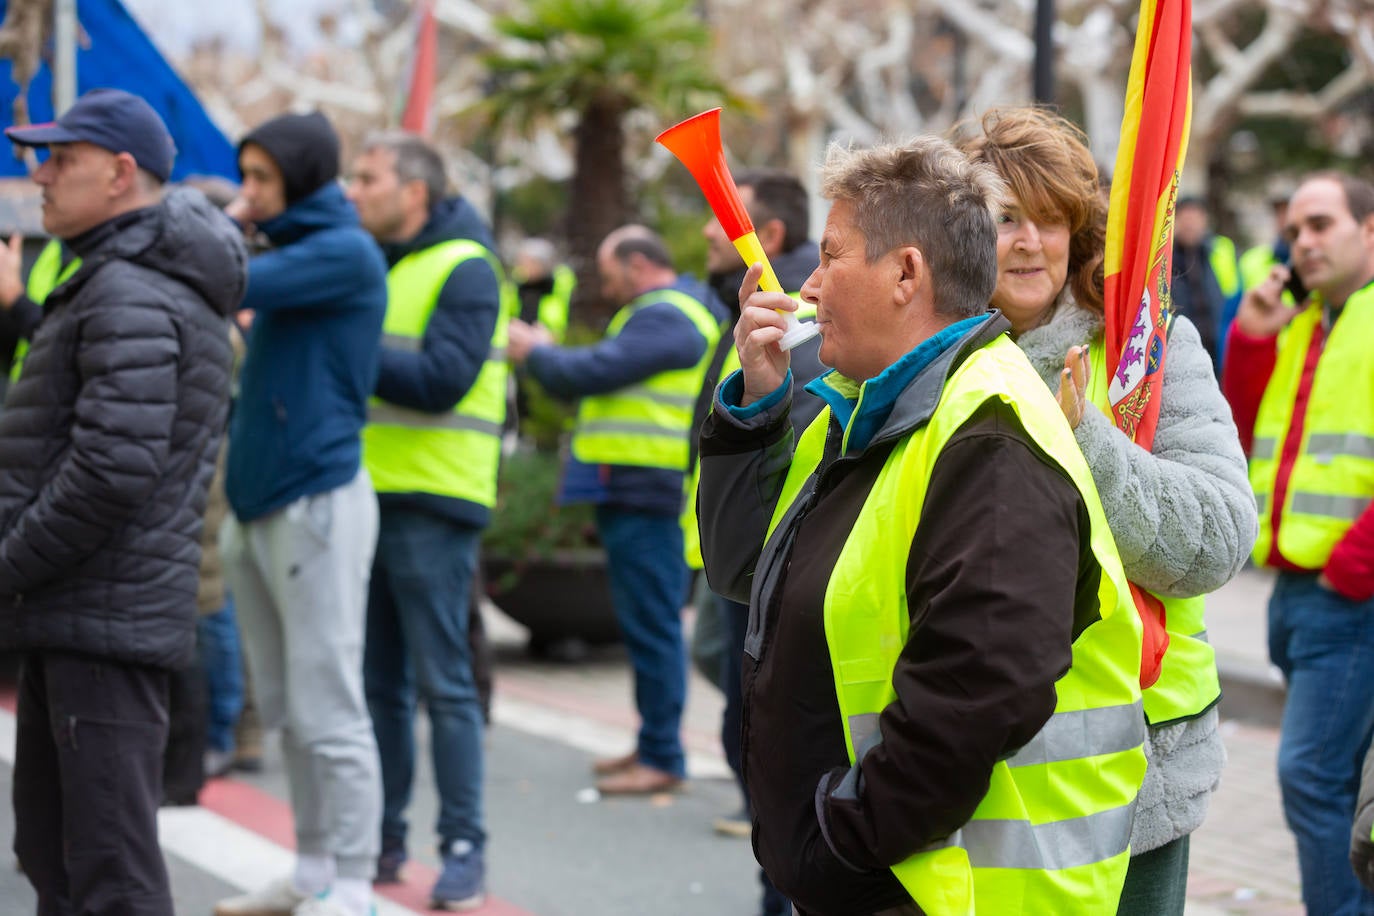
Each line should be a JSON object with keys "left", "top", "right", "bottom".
{"left": 958, "top": 107, "right": 1257, "bottom": 914}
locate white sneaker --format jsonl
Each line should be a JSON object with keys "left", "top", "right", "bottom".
{"left": 293, "top": 895, "right": 376, "bottom": 916}
{"left": 214, "top": 877, "right": 310, "bottom": 916}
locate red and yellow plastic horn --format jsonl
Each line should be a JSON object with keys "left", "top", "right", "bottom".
{"left": 656, "top": 108, "right": 819, "bottom": 351}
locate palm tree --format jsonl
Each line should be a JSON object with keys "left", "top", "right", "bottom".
{"left": 480, "top": 0, "right": 730, "bottom": 323}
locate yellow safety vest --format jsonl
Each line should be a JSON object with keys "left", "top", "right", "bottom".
{"left": 1210, "top": 236, "right": 1240, "bottom": 301}
{"left": 11, "top": 239, "right": 80, "bottom": 383}
{"left": 1239, "top": 245, "right": 1277, "bottom": 292}
{"left": 1086, "top": 341, "right": 1220, "bottom": 725}
{"left": 767, "top": 335, "right": 1144, "bottom": 914}
{"left": 683, "top": 300, "right": 817, "bottom": 569}
{"left": 1239, "top": 245, "right": 1297, "bottom": 307}
{"left": 362, "top": 239, "right": 510, "bottom": 508}
{"left": 1250, "top": 285, "right": 1374, "bottom": 568}
{"left": 571, "top": 289, "right": 720, "bottom": 471}
{"left": 538, "top": 264, "right": 575, "bottom": 344}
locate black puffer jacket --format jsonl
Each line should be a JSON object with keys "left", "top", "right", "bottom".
{"left": 0, "top": 188, "right": 245, "bottom": 669}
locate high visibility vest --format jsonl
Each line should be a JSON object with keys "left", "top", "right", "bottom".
{"left": 11, "top": 239, "right": 80, "bottom": 383}
{"left": 766, "top": 335, "right": 1145, "bottom": 914}
{"left": 1239, "top": 245, "right": 1277, "bottom": 292}
{"left": 1210, "top": 236, "right": 1240, "bottom": 301}
{"left": 1086, "top": 341, "right": 1221, "bottom": 725}
{"left": 683, "top": 299, "right": 816, "bottom": 569}
{"left": 1250, "top": 285, "right": 1374, "bottom": 568}
{"left": 362, "top": 239, "right": 510, "bottom": 508}
{"left": 538, "top": 264, "right": 575, "bottom": 344}
{"left": 571, "top": 289, "right": 721, "bottom": 471}
{"left": 1239, "top": 245, "right": 1297, "bottom": 307}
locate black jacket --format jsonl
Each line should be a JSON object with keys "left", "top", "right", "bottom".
{"left": 698, "top": 317, "right": 1099, "bottom": 915}
{"left": 0, "top": 188, "right": 246, "bottom": 669}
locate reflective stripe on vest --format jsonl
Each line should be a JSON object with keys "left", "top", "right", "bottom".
{"left": 572, "top": 289, "right": 721, "bottom": 471}
{"left": 362, "top": 239, "right": 509, "bottom": 507}
{"left": 1086, "top": 339, "right": 1220, "bottom": 725}
{"left": 767, "top": 335, "right": 1144, "bottom": 913}
{"left": 12, "top": 240, "right": 80, "bottom": 383}
{"left": 1250, "top": 286, "right": 1374, "bottom": 568}
{"left": 683, "top": 296, "right": 817, "bottom": 568}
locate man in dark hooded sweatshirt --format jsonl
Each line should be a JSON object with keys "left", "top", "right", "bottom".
{"left": 344, "top": 131, "right": 505, "bottom": 909}
{"left": 216, "top": 111, "right": 388, "bottom": 916}
{"left": 0, "top": 88, "right": 243, "bottom": 916}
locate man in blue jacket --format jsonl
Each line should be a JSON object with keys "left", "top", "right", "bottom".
{"left": 346, "top": 131, "right": 505, "bottom": 909}
{"left": 216, "top": 111, "right": 388, "bottom": 916}
{"left": 508, "top": 225, "right": 723, "bottom": 795}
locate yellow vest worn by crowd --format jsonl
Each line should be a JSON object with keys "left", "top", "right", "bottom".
{"left": 537, "top": 264, "right": 575, "bottom": 344}
{"left": 1210, "top": 235, "right": 1240, "bottom": 302}
{"left": 1085, "top": 342, "right": 1221, "bottom": 725}
{"left": 1240, "top": 244, "right": 1298, "bottom": 308}
{"left": 683, "top": 299, "right": 817, "bottom": 569}
{"left": 1250, "top": 285, "right": 1374, "bottom": 568}
{"left": 767, "top": 335, "right": 1145, "bottom": 914}
{"left": 11, "top": 239, "right": 80, "bottom": 383}
{"left": 571, "top": 289, "right": 720, "bottom": 472}
{"left": 362, "top": 239, "right": 510, "bottom": 509}
{"left": 1239, "top": 245, "right": 1277, "bottom": 292}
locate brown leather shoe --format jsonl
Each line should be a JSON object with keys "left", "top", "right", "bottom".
{"left": 591, "top": 749, "right": 639, "bottom": 776}
{"left": 595, "top": 762, "right": 684, "bottom": 796}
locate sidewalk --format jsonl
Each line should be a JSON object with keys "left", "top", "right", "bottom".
{"left": 1209, "top": 566, "right": 1286, "bottom": 727}
{"left": 481, "top": 592, "right": 1306, "bottom": 916}
{"left": 0, "top": 577, "right": 1305, "bottom": 915}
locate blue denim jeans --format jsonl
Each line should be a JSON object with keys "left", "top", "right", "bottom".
{"left": 596, "top": 505, "right": 688, "bottom": 777}
{"left": 197, "top": 594, "right": 244, "bottom": 754}
{"left": 364, "top": 508, "right": 485, "bottom": 851}
{"left": 1269, "top": 571, "right": 1374, "bottom": 916}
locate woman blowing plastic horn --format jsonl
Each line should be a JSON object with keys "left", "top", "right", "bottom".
{"left": 958, "top": 107, "right": 1257, "bottom": 915}
{"left": 697, "top": 135, "right": 1147, "bottom": 915}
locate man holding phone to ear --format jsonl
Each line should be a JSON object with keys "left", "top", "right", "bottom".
{"left": 1222, "top": 171, "right": 1374, "bottom": 916}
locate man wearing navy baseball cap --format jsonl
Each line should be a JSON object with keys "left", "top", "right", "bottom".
{"left": 0, "top": 87, "right": 247, "bottom": 916}
{"left": 5, "top": 88, "right": 176, "bottom": 237}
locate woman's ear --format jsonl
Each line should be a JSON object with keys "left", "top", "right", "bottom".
{"left": 894, "top": 245, "right": 925, "bottom": 306}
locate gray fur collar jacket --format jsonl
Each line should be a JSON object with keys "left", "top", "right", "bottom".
{"left": 1017, "top": 303, "right": 1259, "bottom": 853}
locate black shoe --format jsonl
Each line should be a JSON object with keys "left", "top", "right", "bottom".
{"left": 374, "top": 838, "right": 406, "bottom": 885}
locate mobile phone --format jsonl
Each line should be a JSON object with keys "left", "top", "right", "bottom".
{"left": 1283, "top": 257, "right": 1309, "bottom": 304}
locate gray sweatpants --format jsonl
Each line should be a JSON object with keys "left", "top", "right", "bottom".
{"left": 222, "top": 471, "right": 381, "bottom": 880}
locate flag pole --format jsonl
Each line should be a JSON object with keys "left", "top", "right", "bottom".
{"left": 53, "top": 0, "right": 77, "bottom": 115}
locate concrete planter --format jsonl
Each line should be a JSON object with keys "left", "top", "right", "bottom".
{"left": 482, "top": 548, "right": 620, "bottom": 657}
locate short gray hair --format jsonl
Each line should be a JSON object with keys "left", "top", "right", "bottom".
{"left": 819, "top": 136, "right": 1004, "bottom": 318}
{"left": 359, "top": 130, "right": 449, "bottom": 209}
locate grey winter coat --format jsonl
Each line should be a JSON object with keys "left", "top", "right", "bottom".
{"left": 0, "top": 188, "right": 245, "bottom": 670}
{"left": 1017, "top": 304, "right": 1258, "bottom": 854}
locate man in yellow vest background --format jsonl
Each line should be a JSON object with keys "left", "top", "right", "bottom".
{"left": 511, "top": 236, "right": 574, "bottom": 344}
{"left": 697, "top": 137, "right": 1145, "bottom": 914}
{"left": 1239, "top": 188, "right": 1293, "bottom": 295}
{"left": 1222, "top": 171, "right": 1374, "bottom": 915}
{"left": 0, "top": 236, "right": 72, "bottom": 384}
{"left": 345, "top": 131, "right": 506, "bottom": 910}
{"left": 508, "top": 224, "right": 723, "bottom": 795}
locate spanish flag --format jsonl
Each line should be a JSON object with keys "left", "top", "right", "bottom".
{"left": 1103, "top": 0, "right": 1192, "bottom": 688}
